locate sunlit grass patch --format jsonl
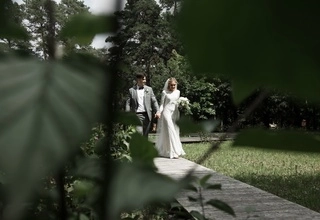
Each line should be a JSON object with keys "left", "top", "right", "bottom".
{"left": 183, "top": 141, "right": 320, "bottom": 212}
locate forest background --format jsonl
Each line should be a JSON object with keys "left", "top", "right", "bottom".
{"left": 3, "top": 0, "right": 320, "bottom": 131}
{"left": 1, "top": 0, "right": 320, "bottom": 219}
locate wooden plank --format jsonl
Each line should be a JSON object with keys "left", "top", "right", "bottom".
{"left": 154, "top": 157, "right": 320, "bottom": 220}
{"left": 149, "top": 132, "right": 237, "bottom": 143}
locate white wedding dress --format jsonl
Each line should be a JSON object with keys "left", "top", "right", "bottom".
{"left": 155, "top": 89, "right": 186, "bottom": 158}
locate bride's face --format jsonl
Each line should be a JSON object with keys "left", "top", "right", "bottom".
{"left": 168, "top": 81, "right": 177, "bottom": 91}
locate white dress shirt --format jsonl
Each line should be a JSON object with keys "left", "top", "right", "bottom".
{"left": 136, "top": 86, "right": 146, "bottom": 113}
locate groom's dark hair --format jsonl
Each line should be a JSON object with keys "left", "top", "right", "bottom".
{"left": 136, "top": 73, "right": 146, "bottom": 79}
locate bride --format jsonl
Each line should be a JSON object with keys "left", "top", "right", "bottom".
{"left": 155, "top": 77, "right": 186, "bottom": 159}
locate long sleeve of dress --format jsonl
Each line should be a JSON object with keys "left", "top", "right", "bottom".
{"left": 172, "top": 90, "right": 180, "bottom": 122}
{"left": 158, "top": 91, "right": 166, "bottom": 114}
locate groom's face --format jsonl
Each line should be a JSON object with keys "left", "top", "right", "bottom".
{"left": 137, "top": 76, "right": 146, "bottom": 86}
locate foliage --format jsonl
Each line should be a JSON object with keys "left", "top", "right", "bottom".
{"left": 178, "top": 0, "right": 320, "bottom": 137}
{"left": 0, "top": 1, "right": 193, "bottom": 219}
{"left": 106, "top": 0, "right": 186, "bottom": 108}
{"left": 151, "top": 45, "right": 320, "bottom": 130}
{"left": 106, "top": 0, "right": 164, "bottom": 81}
{"left": 185, "top": 78, "right": 217, "bottom": 120}
{"left": 56, "top": 0, "right": 99, "bottom": 56}
{"left": 57, "top": 0, "right": 90, "bottom": 30}
{"left": 232, "top": 90, "right": 320, "bottom": 131}
{"left": 0, "top": 0, "right": 32, "bottom": 54}
{"left": 179, "top": 0, "right": 320, "bottom": 104}
{"left": 21, "top": 0, "right": 101, "bottom": 59}
{"left": 157, "top": 50, "right": 233, "bottom": 122}
{"left": 111, "top": 124, "right": 136, "bottom": 162}
{"left": 119, "top": 201, "right": 194, "bottom": 220}
{"left": 80, "top": 123, "right": 106, "bottom": 157}
{"left": 1, "top": 0, "right": 320, "bottom": 219}
{"left": 60, "top": 14, "right": 116, "bottom": 46}
{"left": 22, "top": 0, "right": 58, "bottom": 59}
{"left": 80, "top": 122, "right": 136, "bottom": 163}
{"left": 187, "top": 174, "right": 235, "bottom": 220}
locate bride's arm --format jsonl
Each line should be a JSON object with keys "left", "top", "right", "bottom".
{"left": 174, "top": 90, "right": 180, "bottom": 102}
{"left": 158, "top": 91, "right": 166, "bottom": 114}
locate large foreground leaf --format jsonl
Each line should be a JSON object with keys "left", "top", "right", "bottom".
{"left": 129, "top": 133, "right": 158, "bottom": 167}
{"left": 206, "top": 199, "right": 235, "bottom": 217}
{"left": 234, "top": 129, "right": 320, "bottom": 153}
{"left": 190, "top": 211, "right": 205, "bottom": 220}
{"left": 0, "top": 22, "right": 29, "bottom": 40}
{"left": 0, "top": 57, "right": 106, "bottom": 218}
{"left": 116, "top": 111, "right": 141, "bottom": 126}
{"left": 179, "top": 1, "right": 320, "bottom": 103}
{"left": 177, "top": 116, "right": 219, "bottom": 135}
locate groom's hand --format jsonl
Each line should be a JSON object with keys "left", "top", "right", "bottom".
{"left": 152, "top": 123, "right": 157, "bottom": 132}
{"left": 155, "top": 113, "right": 160, "bottom": 119}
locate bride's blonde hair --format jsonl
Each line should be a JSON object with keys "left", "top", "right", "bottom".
{"left": 167, "top": 77, "right": 178, "bottom": 90}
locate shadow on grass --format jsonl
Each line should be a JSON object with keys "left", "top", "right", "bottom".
{"left": 233, "top": 173, "right": 320, "bottom": 213}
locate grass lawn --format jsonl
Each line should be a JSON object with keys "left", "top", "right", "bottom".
{"left": 183, "top": 141, "right": 320, "bottom": 213}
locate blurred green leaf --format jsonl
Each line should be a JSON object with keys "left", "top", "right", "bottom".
{"left": 231, "top": 80, "right": 257, "bottom": 105}
{"left": 206, "top": 199, "right": 235, "bottom": 216}
{"left": 61, "top": 13, "right": 116, "bottom": 45}
{"left": 234, "top": 129, "right": 320, "bottom": 153}
{"left": 178, "top": 117, "right": 219, "bottom": 135}
{"left": 129, "top": 133, "right": 158, "bottom": 167}
{"left": 170, "top": 201, "right": 183, "bottom": 209}
{"left": 190, "top": 210, "right": 206, "bottom": 220}
{"left": 116, "top": 112, "right": 141, "bottom": 126}
{"left": 73, "top": 157, "right": 103, "bottom": 181}
{"left": 177, "top": 116, "right": 202, "bottom": 134}
{"left": 185, "top": 183, "right": 198, "bottom": 192}
{"left": 79, "top": 214, "right": 90, "bottom": 220}
{"left": 0, "top": 57, "right": 106, "bottom": 216}
{"left": 109, "top": 162, "right": 191, "bottom": 219}
{"left": 177, "top": 116, "right": 211, "bottom": 135}
{"left": 201, "top": 119, "right": 220, "bottom": 133}
{"left": 0, "top": 22, "right": 29, "bottom": 40}
{"left": 179, "top": 0, "right": 320, "bottom": 103}
{"left": 73, "top": 180, "right": 95, "bottom": 198}
{"left": 199, "top": 174, "right": 212, "bottom": 187}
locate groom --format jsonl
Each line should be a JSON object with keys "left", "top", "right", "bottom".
{"left": 126, "top": 73, "right": 160, "bottom": 137}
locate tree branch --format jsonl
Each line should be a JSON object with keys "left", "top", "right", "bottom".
{"left": 55, "top": 170, "right": 67, "bottom": 220}
{"left": 45, "top": 0, "right": 56, "bottom": 60}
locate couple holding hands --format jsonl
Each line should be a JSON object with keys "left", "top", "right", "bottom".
{"left": 126, "top": 73, "right": 186, "bottom": 159}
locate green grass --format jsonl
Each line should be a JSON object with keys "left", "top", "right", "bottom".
{"left": 183, "top": 141, "right": 320, "bottom": 212}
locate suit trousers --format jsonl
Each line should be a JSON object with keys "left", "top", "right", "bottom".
{"left": 136, "top": 112, "right": 151, "bottom": 137}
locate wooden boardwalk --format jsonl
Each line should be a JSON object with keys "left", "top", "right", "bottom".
{"left": 149, "top": 132, "right": 237, "bottom": 143}
{"left": 154, "top": 157, "right": 320, "bottom": 220}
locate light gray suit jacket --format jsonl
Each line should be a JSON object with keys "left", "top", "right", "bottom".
{"left": 126, "top": 85, "right": 159, "bottom": 121}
